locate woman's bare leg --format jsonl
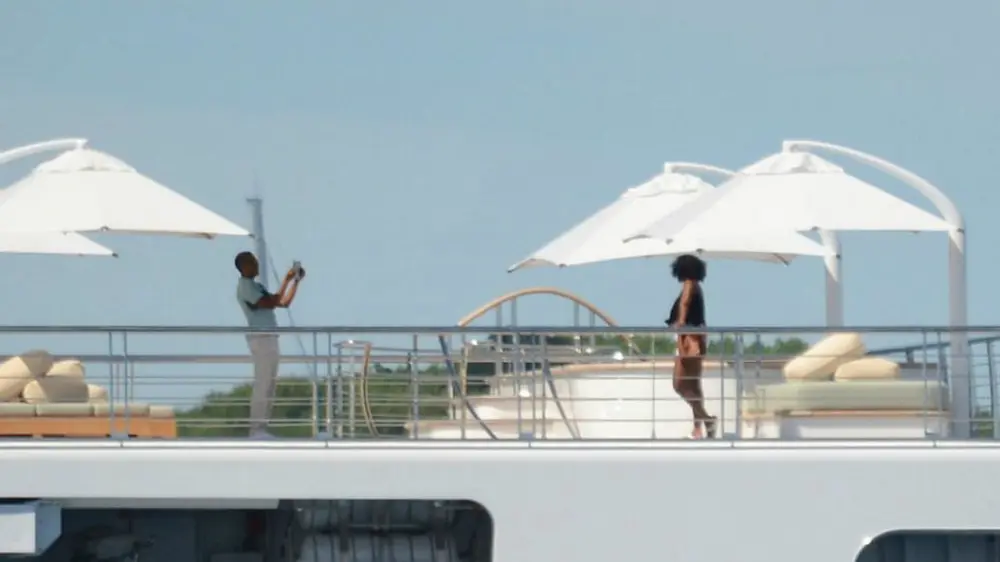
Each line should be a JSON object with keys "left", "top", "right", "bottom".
{"left": 673, "top": 357, "right": 703, "bottom": 438}
{"left": 681, "top": 359, "right": 710, "bottom": 417}
{"left": 686, "top": 358, "right": 713, "bottom": 430}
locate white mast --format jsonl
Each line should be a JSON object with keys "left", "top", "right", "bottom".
{"left": 246, "top": 195, "right": 269, "bottom": 290}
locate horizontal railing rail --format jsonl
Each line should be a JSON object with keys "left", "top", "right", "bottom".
{"left": 869, "top": 334, "right": 1000, "bottom": 356}
{"left": 0, "top": 352, "right": 793, "bottom": 366}
{"left": 0, "top": 325, "right": 995, "bottom": 334}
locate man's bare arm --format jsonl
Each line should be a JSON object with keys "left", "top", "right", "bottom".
{"left": 251, "top": 277, "right": 294, "bottom": 309}
{"left": 279, "top": 280, "right": 300, "bottom": 307}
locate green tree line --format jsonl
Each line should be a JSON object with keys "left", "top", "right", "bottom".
{"left": 600, "top": 333, "right": 809, "bottom": 356}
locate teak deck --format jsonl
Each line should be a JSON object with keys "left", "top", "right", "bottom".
{"left": 0, "top": 416, "right": 177, "bottom": 438}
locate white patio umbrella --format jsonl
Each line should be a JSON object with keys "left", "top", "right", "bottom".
{"left": 0, "top": 148, "right": 250, "bottom": 238}
{"left": 627, "top": 145, "right": 968, "bottom": 434}
{"left": 0, "top": 139, "right": 116, "bottom": 257}
{"left": 0, "top": 231, "right": 114, "bottom": 256}
{"left": 510, "top": 165, "right": 832, "bottom": 272}
{"left": 628, "top": 151, "right": 952, "bottom": 244}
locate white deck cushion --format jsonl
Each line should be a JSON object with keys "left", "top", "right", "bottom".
{"left": 783, "top": 333, "right": 866, "bottom": 382}
{"left": 743, "top": 380, "right": 947, "bottom": 414}
{"left": 22, "top": 376, "right": 89, "bottom": 404}
{"left": 46, "top": 359, "right": 85, "bottom": 379}
{"left": 86, "top": 384, "right": 108, "bottom": 403}
{"left": 0, "top": 350, "right": 54, "bottom": 401}
{"left": 834, "top": 357, "right": 901, "bottom": 381}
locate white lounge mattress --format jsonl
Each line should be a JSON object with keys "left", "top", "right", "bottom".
{"left": 742, "top": 381, "right": 948, "bottom": 415}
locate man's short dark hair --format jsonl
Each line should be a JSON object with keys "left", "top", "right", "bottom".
{"left": 234, "top": 251, "right": 255, "bottom": 271}
{"left": 671, "top": 254, "right": 707, "bottom": 282}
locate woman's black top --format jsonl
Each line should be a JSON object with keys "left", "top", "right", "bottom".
{"left": 666, "top": 286, "right": 706, "bottom": 327}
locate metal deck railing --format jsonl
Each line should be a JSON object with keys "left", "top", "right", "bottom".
{"left": 0, "top": 324, "right": 993, "bottom": 441}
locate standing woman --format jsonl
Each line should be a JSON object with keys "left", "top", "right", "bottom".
{"left": 666, "top": 254, "right": 716, "bottom": 439}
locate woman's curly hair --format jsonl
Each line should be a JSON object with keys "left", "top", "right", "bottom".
{"left": 671, "top": 254, "right": 706, "bottom": 282}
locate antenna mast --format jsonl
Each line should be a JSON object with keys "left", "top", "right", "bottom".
{"left": 246, "top": 195, "right": 270, "bottom": 290}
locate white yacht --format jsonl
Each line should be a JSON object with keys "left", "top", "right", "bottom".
{"left": 0, "top": 285, "right": 993, "bottom": 562}
{"left": 0, "top": 138, "right": 995, "bottom": 562}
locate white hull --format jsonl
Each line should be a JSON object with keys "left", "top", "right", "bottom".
{"left": 4, "top": 441, "right": 1000, "bottom": 562}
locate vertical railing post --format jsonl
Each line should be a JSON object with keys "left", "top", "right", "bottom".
{"left": 931, "top": 329, "right": 955, "bottom": 438}
{"left": 539, "top": 334, "right": 548, "bottom": 439}
{"left": 494, "top": 306, "right": 503, "bottom": 400}
{"left": 410, "top": 335, "right": 420, "bottom": 439}
{"left": 588, "top": 311, "right": 597, "bottom": 352}
{"left": 920, "top": 330, "right": 930, "bottom": 437}
{"left": 309, "top": 331, "right": 319, "bottom": 438}
{"left": 734, "top": 331, "right": 745, "bottom": 440}
{"left": 650, "top": 334, "right": 657, "bottom": 440}
{"left": 934, "top": 331, "right": 949, "bottom": 436}
{"left": 752, "top": 332, "right": 764, "bottom": 438}
{"left": 347, "top": 347, "right": 357, "bottom": 439}
{"left": 459, "top": 340, "right": 468, "bottom": 439}
{"left": 511, "top": 299, "right": 526, "bottom": 440}
{"left": 312, "top": 331, "right": 331, "bottom": 439}
{"left": 325, "top": 333, "right": 334, "bottom": 439}
{"left": 121, "top": 330, "right": 131, "bottom": 440}
{"left": 334, "top": 343, "right": 345, "bottom": 439}
{"left": 105, "top": 331, "right": 117, "bottom": 439}
{"left": 717, "top": 330, "right": 726, "bottom": 439}
{"left": 752, "top": 332, "right": 764, "bottom": 385}
{"left": 572, "top": 303, "right": 582, "bottom": 353}
{"left": 720, "top": 332, "right": 726, "bottom": 437}
{"left": 105, "top": 330, "right": 130, "bottom": 440}
{"left": 452, "top": 334, "right": 463, "bottom": 421}
{"left": 988, "top": 340, "right": 999, "bottom": 439}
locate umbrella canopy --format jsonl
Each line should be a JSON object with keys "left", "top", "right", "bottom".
{"left": 0, "top": 231, "right": 114, "bottom": 256}
{"left": 0, "top": 148, "right": 250, "bottom": 238}
{"left": 629, "top": 151, "right": 952, "bottom": 244}
{"left": 509, "top": 170, "right": 830, "bottom": 272}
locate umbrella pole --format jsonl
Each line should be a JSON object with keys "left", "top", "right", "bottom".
{"left": 784, "top": 139, "right": 970, "bottom": 438}
{"left": 818, "top": 230, "right": 844, "bottom": 327}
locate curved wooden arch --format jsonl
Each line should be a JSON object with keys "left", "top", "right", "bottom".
{"left": 352, "top": 342, "right": 378, "bottom": 437}
{"left": 454, "top": 286, "right": 638, "bottom": 397}
{"left": 456, "top": 286, "right": 622, "bottom": 328}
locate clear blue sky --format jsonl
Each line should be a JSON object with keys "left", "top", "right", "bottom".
{"left": 0, "top": 1, "right": 997, "bottom": 402}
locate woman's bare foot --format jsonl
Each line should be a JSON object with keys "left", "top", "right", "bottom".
{"left": 690, "top": 422, "right": 705, "bottom": 439}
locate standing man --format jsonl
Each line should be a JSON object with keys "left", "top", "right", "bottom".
{"left": 234, "top": 251, "right": 304, "bottom": 438}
